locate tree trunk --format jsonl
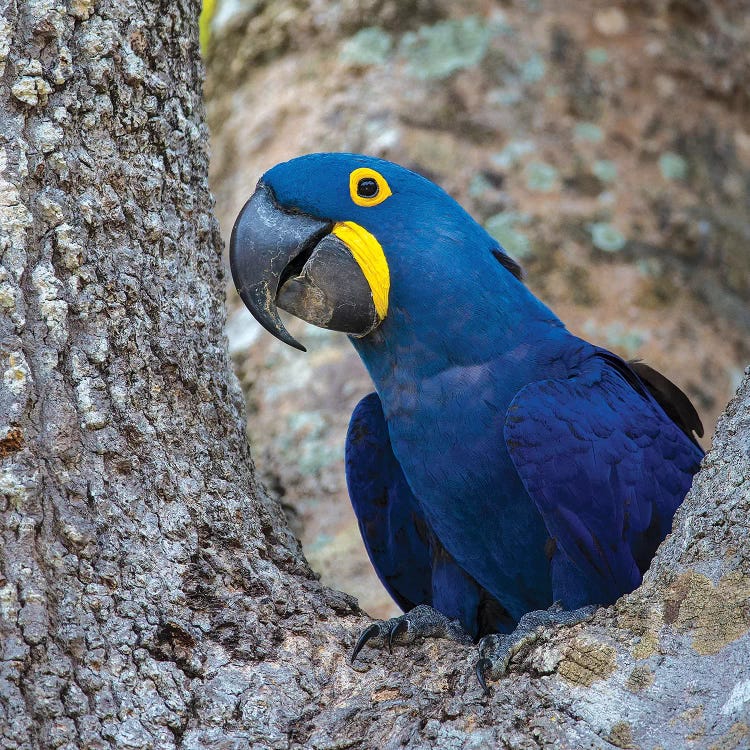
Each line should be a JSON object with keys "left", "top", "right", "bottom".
{"left": 0, "top": 2, "right": 748, "bottom": 749}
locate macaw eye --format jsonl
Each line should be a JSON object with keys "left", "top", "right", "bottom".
{"left": 357, "top": 178, "right": 378, "bottom": 198}
{"left": 349, "top": 167, "right": 392, "bottom": 207}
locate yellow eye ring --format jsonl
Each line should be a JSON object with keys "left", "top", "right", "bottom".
{"left": 349, "top": 167, "right": 392, "bottom": 207}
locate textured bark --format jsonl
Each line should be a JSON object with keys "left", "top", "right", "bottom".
{"left": 0, "top": 2, "right": 748, "bottom": 750}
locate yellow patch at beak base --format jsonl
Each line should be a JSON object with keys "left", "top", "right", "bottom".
{"left": 332, "top": 221, "right": 390, "bottom": 320}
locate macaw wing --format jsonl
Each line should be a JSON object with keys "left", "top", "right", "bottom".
{"left": 504, "top": 354, "right": 703, "bottom": 607}
{"left": 345, "top": 392, "right": 433, "bottom": 612}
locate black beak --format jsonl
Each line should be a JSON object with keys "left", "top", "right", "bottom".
{"left": 229, "top": 183, "right": 380, "bottom": 351}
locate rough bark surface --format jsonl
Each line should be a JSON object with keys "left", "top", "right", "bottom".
{"left": 0, "top": 2, "right": 748, "bottom": 750}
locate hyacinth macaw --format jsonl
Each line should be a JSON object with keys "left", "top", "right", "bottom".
{"left": 229, "top": 153, "right": 703, "bottom": 688}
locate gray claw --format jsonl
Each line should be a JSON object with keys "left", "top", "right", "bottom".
{"left": 388, "top": 619, "right": 408, "bottom": 653}
{"left": 475, "top": 657, "right": 492, "bottom": 696}
{"left": 351, "top": 623, "right": 382, "bottom": 664}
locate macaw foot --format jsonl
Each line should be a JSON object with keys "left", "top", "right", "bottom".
{"left": 475, "top": 603, "right": 597, "bottom": 694}
{"left": 351, "top": 604, "right": 473, "bottom": 664}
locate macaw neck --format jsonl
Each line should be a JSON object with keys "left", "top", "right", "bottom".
{"left": 351, "top": 271, "right": 571, "bottom": 393}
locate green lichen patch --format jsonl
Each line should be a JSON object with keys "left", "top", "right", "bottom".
{"left": 589, "top": 222, "right": 626, "bottom": 252}
{"left": 520, "top": 53, "right": 546, "bottom": 83}
{"left": 614, "top": 600, "right": 663, "bottom": 661}
{"left": 340, "top": 27, "right": 393, "bottom": 67}
{"left": 592, "top": 159, "right": 618, "bottom": 183}
{"left": 401, "top": 16, "right": 495, "bottom": 80}
{"left": 488, "top": 86, "right": 523, "bottom": 106}
{"left": 525, "top": 161, "right": 559, "bottom": 192}
{"left": 574, "top": 122, "right": 604, "bottom": 143}
{"left": 583, "top": 320, "right": 648, "bottom": 357}
{"left": 557, "top": 639, "right": 617, "bottom": 686}
{"left": 607, "top": 720, "right": 635, "bottom": 749}
{"left": 468, "top": 173, "right": 494, "bottom": 199}
{"left": 664, "top": 571, "right": 750, "bottom": 655}
{"left": 485, "top": 212, "right": 533, "bottom": 259}
{"left": 491, "top": 139, "right": 536, "bottom": 170}
{"left": 626, "top": 663, "right": 654, "bottom": 692}
{"left": 586, "top": 47, "right": 609, "bottom": 65}
{"left": 659, "top": 151, "right": 688, "bottom": 180}
{"left": 632, "top": 630, "right": 660, "bottom": 660}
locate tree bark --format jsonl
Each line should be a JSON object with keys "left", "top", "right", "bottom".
{"left": 0, "top": 2, "right": 748, "bottom": 749}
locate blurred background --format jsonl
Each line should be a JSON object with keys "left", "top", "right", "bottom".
{"left": 202, "top": 0, "right": 749, "bottom": 620}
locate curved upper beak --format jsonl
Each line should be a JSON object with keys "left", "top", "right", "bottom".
{"left": 229, "top": 183, "right": 380, "bottom": 351}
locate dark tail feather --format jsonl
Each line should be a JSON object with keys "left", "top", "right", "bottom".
{"left": 629, "top": 361, "right": 704, "bottom": 445}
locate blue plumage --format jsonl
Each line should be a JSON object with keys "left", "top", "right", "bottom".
{"left": 345, "top": 393, "right": 432, "bottom": 613}
{"left": 247, "top": 153, "right": 704, "bottom": 641}
{"left": 346, "top": 393, "right": 516, "bottom": 637}
{"left": 504, "top": 352, "right": 701, "bottom": 609}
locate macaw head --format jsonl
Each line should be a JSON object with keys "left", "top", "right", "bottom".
{"left": 230, "top": 153, "right": 524, "bottom": 352}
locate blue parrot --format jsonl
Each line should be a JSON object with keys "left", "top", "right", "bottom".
{"left": 229, "top": 153, "right": 704, "bottom": 688}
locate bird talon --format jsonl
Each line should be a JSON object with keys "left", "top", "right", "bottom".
{"left": 351, "top": 623, "right": 381, "bottom": 664}
{"left": 387, "top": 619, "right": 408, "bottom": 653}
{"left": 475, "top": 657, "right": 492, "bottom": 696}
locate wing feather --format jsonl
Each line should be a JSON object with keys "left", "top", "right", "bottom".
{"left": 345, "top": 392, "right": 433, "bottom": 612}
{"left": 505, "top": 356, "right": 703, "bottom": 608}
